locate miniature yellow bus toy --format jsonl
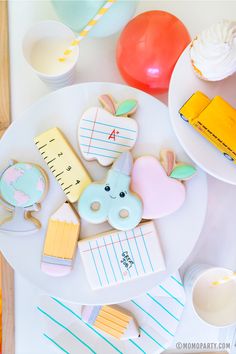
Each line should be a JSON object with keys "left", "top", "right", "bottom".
{"left": 179, "top": 91, "right": 236, "bottom": 163}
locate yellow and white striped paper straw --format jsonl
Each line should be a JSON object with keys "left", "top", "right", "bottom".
{"left": 212, "top": 272, "right": 236, "bottom": 286}
{"left": 59, "top": 0, "right": 117, "bottom": 62}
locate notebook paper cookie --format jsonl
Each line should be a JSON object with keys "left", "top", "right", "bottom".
{"left": 78, "top": 95, "right": 138, "bottom": 166}
{"left": 42, "top": 202, "right": 80, "bottom": 276}
{"left": 78, "top": 221, "right": 165, "bottom": 290}
{"left": 34, "top": 127, "right": 91, "bottom": 203}
{"left": 82, "top": 305, "right": 140, "bottom": 340}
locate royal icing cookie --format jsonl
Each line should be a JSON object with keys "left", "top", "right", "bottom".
{"left": 0, "top": 161, "right": 48, "bottom": 233}
{"left": 79, "top": 221, "right": 165, "bottom": 290}
{"left": 35, "top": 127, "right": 91, "bottom": 203}
{"left": 131, "top": 150, "right": 196, "bottom": 219}
{"left": 81, "top": 305, "right": 140, "bottom": 340}
{"left": 78, "top": 151, "right": 143, "bottom": 231}
{"left": 78, "top": 94, "right": 138, "bottom": 166}
{"left": 41, "top": 202, "right": 80, "bottom": 277}
{"left": 0, "top": 162, "right": 46, "bottom": 207}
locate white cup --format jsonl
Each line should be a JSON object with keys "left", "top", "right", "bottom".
{"left": 22, "top": 20, "right": 79, "bottom": 90}
{"left": 184, "top": 264, "right": 236, "bottom": 327}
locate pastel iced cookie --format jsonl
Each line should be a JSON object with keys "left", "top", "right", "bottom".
{"left": 78, "top": 94, "right": 138, "bottom": 166}
{"left": 131, "top": 150, "right": 196, "bottom": 219}
{"left": 81, "top": 305, "right": 140, "bottom": 340}
{"left": 0, "top": 162, "right": 46, "bottom": 207}
{"left": 35, "top": 127, "right": 91, "bottom": 203}
{"left": 79, "top": 221, "right": 165, "bottom": 289}
{"left": 42, "top": 202, "right": 80, "bottom": 277}
{"left": 0, "top": 161, "right": 48, "bottom": 233}
{"left": 78, "top": 151, "right": 142, "bottom": 231}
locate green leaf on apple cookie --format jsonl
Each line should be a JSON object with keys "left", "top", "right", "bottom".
{"left": 115, "top": 99, "right": 137, "bottom": 116}
{"left": 170, "top": 164, "right": 196, "bottom": 180}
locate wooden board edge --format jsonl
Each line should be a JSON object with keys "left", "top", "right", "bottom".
{"left": 1, "top": 254, "right": 15, "bottom": 354}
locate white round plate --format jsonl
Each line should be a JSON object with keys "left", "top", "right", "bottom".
{"left": 0, "top": 82, "right": 207, "bottom": 304}
{"left": 169, "top": 45, "right": 236, "bottom": 185}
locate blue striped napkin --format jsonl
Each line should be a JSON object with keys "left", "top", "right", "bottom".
{"left": 38, "top": 273, "right": 185, "bottom": 354}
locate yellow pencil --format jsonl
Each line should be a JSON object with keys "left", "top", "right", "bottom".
{"left": 82, "top": 305, "right": 140, "bottom": 340}
{"left": 41, "top": 202, "right": 80, "bottom": 276}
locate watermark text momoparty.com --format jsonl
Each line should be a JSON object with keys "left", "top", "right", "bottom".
{"left": 176, "top": 342, "right": 231, "bottom": 350}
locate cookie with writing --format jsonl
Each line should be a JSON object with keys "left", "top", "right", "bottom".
{"left": 78, "top": 221, "right": 165, "bottom": 289}
{"left": 78, "top": 94, "right": 138, "bottom": 166}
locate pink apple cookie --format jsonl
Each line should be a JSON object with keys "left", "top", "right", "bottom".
{"left": 78, "top": 94, "right": 138, "bottom": 167}
{"left": 131, "top": 150, "right": 196, "bottom": 219}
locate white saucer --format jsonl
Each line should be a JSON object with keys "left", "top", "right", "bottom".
{"left": 0, "top": 82, "right": 207, "bottom": 304}
{"left": 169, "top": 45, "right": 236, "bottom": 185}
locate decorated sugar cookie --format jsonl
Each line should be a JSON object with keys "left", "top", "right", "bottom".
{"left": 78, "top": 152, "right": 142, "bottom": 231}
{"left": 82, "top": 305, "right": 140, "bottom": 340}
{"left": 42, "top": 202, "right": 80, "bottom": 277}
{"left": 79, "top": 221, "right": 165, "bottom": 290}
{"left": 0, "top": 161, "right": 48, "bottom": 233}
{"left": 131, "top": 150, "right": 196, "bottom": 219}
{"left": 78, "top": 94, "right": 138, "bottom": 166}
{"left": 35, "top": 127, "right": 91, "bottom": 203}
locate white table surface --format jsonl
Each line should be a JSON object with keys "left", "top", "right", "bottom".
{"left": 7, "top": 1, "right": 236, "bottom": 353}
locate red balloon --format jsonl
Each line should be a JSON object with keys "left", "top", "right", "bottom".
{"left": 116, "top": 11, "right": 190, "bottom": 94}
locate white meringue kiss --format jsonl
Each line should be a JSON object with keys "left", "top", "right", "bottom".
{"left": 190, "top": 20, "right": 236, "bottom": 81}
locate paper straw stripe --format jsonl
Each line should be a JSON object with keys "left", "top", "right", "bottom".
{"left": 38, "top": 307, "right": 96, "bottom": 353}
{"left": 59, "top": 0, "right": 116, "bottom": 61}
{"left": 212, "top": 272, "right": 236, "bottom": 285}
{"left": 51, "top": 297, "right": 123, "bottom": 354}
{"left": 43, "top": 333, "right": 69, "bottom": 354}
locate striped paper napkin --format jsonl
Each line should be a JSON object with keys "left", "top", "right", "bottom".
{"left": 38, "top": 273, "right": 185, "bottom": 354}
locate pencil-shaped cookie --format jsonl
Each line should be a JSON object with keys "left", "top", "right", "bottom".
{"left": 82, "top": 305, "right": 140, "bottom": 340}
{"left": 41, "top": 201, "right": 80, "bottom": 276}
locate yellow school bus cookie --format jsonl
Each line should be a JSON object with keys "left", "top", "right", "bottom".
{"left": 179, "top": 91, "right": 236, "bottom": 162}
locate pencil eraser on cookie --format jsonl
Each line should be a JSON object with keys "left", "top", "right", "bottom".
{"left": 78, "top": 221, "right": 165, "bottom": 289}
